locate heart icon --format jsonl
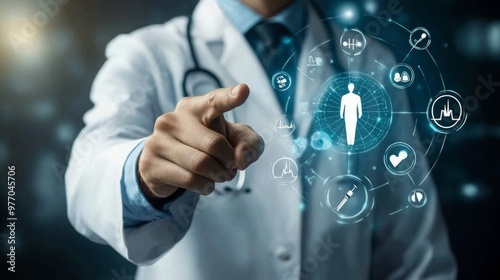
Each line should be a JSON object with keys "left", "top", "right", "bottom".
{"left": 389, "top": 151, "right": 408, "bottom": 167}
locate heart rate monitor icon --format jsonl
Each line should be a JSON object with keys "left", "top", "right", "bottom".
{"left": 389, "top": 151, "right": 408, "bottom": 167}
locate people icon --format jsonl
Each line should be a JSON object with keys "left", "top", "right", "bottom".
{"left": 276, "top": 75, "right": 287, "bottom": 89}
{"left": 394, "top": 72, "right": 402, "bottom": 82}
{"left": 340, "top": 83, "right": 362, "bottom": 145}
{"left": 393, "top": 72, "right": 410, "bottom": 83}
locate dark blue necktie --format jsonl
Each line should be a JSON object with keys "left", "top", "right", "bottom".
{"left": 245, "top": 21, "right": 300, "bottom": 115}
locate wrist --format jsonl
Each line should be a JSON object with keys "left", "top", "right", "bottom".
{"left": 137, "top": 173, "right": 173, "bottom": 210}
{"left": 136, "top": 153, "right": 185, "bottom": 210}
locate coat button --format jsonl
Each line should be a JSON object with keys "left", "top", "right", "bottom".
{"left": 275, "top": 245, "right": 291, "bottom": 261}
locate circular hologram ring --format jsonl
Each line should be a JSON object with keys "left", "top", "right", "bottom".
{"left": 383, "top": 142, "right": 417, "bottom": 176}
{"left": 409, "top": 27, "right": 431, "bottom": 50}
{"left": 274, "top": 115, "right": 296, "bottom": 137}
{"left": 313, "top": 72, "right": 392, "bottom": 154}
{"left": 323, "top": 174, "right": 374, "bottom": 224}
{"left": 408, "top": 189, "right": 428, "bottom": 208}
{"left": 427, "top": 90, "right": 467, "bottom": 134}
{"left": 340, "top": 29, "right": 367, "bottom": 56}
{"left": 389, "top": 63, "right": 415, "bottom": 89}
{"left": 271, "top": 157, "right": 300, "bottom": 185}
{"left": 272, "top": 71, "right": 292, "bottom": 92}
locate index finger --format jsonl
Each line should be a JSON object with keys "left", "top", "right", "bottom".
{"left": 177, "top": 84, "right": 250, "bottom": 126}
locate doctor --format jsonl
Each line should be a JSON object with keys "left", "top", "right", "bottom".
{"left": 65, "top": 0, "right": 457, "bottom": 279}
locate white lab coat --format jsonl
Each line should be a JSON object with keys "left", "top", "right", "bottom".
{"left": 65, "top": 0, "right": 457, "bottom": 279}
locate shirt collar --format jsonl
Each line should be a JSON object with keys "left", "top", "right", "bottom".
{"left": 216, "top": 0, "right": 307, "bottom": 35}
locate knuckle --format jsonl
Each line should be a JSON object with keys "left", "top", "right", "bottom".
{"left": 138, "top": 150, "right": 152, "bottom": 170}
{"left": 144, "top": 135, "right": 167, "bottom": 156}
{"left": 242, "top": 124, "right": 253, "bottom": 131}
{"left": 144, "top": 135, "right": 158, "bottom": 151}
{"left": 191, "top": 153, "right": 210, "bottom": 172}
{"left": 182, "top": 173, "right": 199, "bottom": 188}
{"left": 246, "top": 129, "right": 265, "bottom": 153}
{"left": 138, "top": 155, "right": 154, "bottom": 181}
{"left": 207, "top": 90, "right": 218, "bottom": 108}
{"left": 175, "top": 97, "right": 193, "bottom": 111}
{"left": 237, "top": 123, "right": 253, "bottom": 132}
{"left": 205, "top": 134, "right": 225, "bottom": 154}
{"left": 154, "top": 113, "right": 176, "bottom": 131}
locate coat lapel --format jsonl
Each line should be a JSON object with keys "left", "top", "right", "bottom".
{"left": 191, "top": 0, "right": 283, "bottom": 117}
{"left": 294, "top": 6, "right": 336, "bottom": 139}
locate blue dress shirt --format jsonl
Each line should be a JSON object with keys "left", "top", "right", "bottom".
{"left": 217, "top": 0, "right": 307, "bottom": 36}
{"left": 121, "top": 0, "right": 308, "bottom": 227}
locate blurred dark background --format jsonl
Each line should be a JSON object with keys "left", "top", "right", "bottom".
{"left": 0, "top": 0, "right": 498, "bottom": 279}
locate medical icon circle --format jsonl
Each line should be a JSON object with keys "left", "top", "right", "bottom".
{"left": 272, "top": 157, "right": 299, "bottom": 185}
{"left": 409, "top": 27, "right": 431, "bottom": 50}
{"left": 314, "top": 72, "right": 392, "bottom": 154}
{"left": 389, "top": 63, "right": 415, "bottom": 89}
{"left": 323, "top": 174, "right": 373, "bottom": 223}
{"left": 307, "top": 55, "right": 324, "bottom": 67}
{"left": 276, "top": 12, "right": 464, "bottom": 221}
{"left": 383, "top": 142, "right": 417, "bottom": 175}
{"left": 340, "top": 29, "right": 367, "bottom": 56}
{"left": 408, "top": 189, "right": 427, "bottom": 208}
{"left": 272, "top": 71, "right": 292, "bottom": 91}
{"left": 427, "top": 90, "right": 467, "bottom": 134}
{"left": 274, "top": 115, "right": 296, "bottom": 137}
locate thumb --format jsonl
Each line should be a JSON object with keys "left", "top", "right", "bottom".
{"left": 226, "top": 123, "right": 265, "bottom": 170}
{"left": 180, "top": 84, "right": 250, "bottom": 127}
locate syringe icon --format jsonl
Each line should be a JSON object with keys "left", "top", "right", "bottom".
{"left": 335, "top": 185, "right": 357, "bottom": 212}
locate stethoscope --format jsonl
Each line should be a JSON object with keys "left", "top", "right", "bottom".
{"left": 181, "top": 2, "right": 342, "bottom": 194}
{"left": 182, "top": 13, "right": 248, "bottom": 194}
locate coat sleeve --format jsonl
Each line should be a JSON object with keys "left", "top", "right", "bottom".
{"left": 65, "top": 25, "right": 200, "bottom": 265}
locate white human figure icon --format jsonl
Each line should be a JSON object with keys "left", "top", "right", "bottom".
{"left": 340, "top": 83, "right": 362, "bottom": 145}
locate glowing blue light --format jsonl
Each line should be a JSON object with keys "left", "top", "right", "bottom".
{"left": 55, "top": 122, "right": 76, "bottom": 144}
{"left": 299, "top": 202, "right": 305, "bottom": 212}
{"left": 461, "top": 183, "right": 479, "bottom": 198}
{"left": 364, "top": 0, "right": 377, "bottom": 14}
{"left": 344, "top": 9, "right": 354, "bottom": 19}
{"left": 292, "top": 137, "right": 308, "bottom": 158}
{"left": 313, "top": 72, "right": 392, "bottom": 154}
{"left": 337, "top": 3, "right": 360, "bottom": 25}
{"left": 311, "top": 131, "right": 333, "bottom": 150}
